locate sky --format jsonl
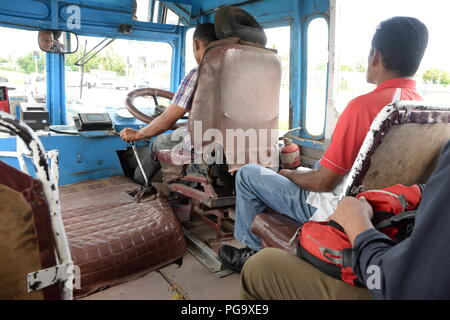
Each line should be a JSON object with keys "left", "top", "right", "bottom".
{"left": 335, "top": 0, "right": 450, "bottom": 72}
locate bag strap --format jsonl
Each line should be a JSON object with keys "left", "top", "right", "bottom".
{"left": 320, "top": 247, "right": 353, "bottom": 268}
{"left": 374, "top": 210, "right": 416, "bottom": 230}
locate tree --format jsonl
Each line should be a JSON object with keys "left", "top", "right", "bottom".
{"left": 355, "top": 60, "right": 367, "bottom": 73}
{"left": 339, "top": 64, "right": 354, "bottom": 72}
{"left": 423, "top": 69, "right": 440, "bottom": 84}
{"left": 17, "top": 52, "right": 46, "bottom": 74}
{"left": 423, "top": 69, "right": 450, "bottom": 85}
{"left": 65, "top": 46, "right": 125, "bottom": 75}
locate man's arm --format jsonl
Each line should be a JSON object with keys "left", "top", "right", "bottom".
{"left": 279, "top": 165, "right": 343, "bottom": 192}
{"left": 329, "top": 197, "right": 396, "bottom": 298}
{"left": 119, "top": 104, "right": 187, "bottom": 142}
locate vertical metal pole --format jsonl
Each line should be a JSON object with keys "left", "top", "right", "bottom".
{"left": 80, "top": 40, "right": 87, "bottom": 99}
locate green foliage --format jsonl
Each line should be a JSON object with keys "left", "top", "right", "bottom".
{"left": 339, "top": 64, "right": 354, "bottom": 72}
{"left": 65, "top": 46, "right": 126, "bottom": 76}
{"left": 316, "top": 62, "right": 327, "bottom": 71}
{"left": 423, "top": 69, "right": 450, "bottom": 86}
{"left": 17, "top": 52, "right": 46, "bottom": 74}
{"left": 340, "top": 61, "right": 367, "bottom": 73}
{"left": 355, "top": 60, "right": 367, "bottom": 73}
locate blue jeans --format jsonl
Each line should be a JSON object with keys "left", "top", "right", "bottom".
{"left": 234, "top": 164, "right": 317, "bottom": 251}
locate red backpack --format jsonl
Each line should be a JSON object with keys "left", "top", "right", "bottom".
{"left": 296, "top": 184, "right": 424, "bottom": 287}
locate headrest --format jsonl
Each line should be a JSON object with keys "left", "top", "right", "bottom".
{"left": 214, "top": 6, "right": 267, "bottom": 47}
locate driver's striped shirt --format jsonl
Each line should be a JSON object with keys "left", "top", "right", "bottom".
{"left": 171, "top": 67, "right": 199, "bottom": 111}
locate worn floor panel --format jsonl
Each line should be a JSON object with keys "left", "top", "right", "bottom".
{"left": 81, "top": 271, "right": 175, "bottom": 300}
{"left": 159, "top": 252, "right": 241, "bottom": 300}
{"left": 83, "top": 252, "right": 241, "bottom": 300}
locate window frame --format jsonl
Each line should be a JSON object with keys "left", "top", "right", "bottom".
{"left": 301, "top": 14, "right": 330, "bottom": 140}
{"left": 57, "top": 29, "right": 180, "bottom": 125}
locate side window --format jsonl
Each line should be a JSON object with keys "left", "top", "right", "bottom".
{"left": 0, "top": 26, "right": 46, "bottom": 118}
{"left": 65, "top": 37, "right": 172, "bottom": 124}
{"left": 305, "top": 17, "right": 329, "bottom": 137}
{"left": 335, "top": 0, "right": 450, "bottom": 113}
{"left": 264, "top": 26, "right": 291, "bottom": 133}
{"left": 165, "top": 8, "right": 180, "bottom": 25}
{"left": 184, "top": 28, "right": 197, "bottom": 74}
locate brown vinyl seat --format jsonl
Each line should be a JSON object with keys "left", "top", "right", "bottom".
{"left": 156, "top": 37, "right": 282, "bottom": 240}
{"left": 158, "top": 37, "right": 282, "bottom": 178}
{"left": 59, "top": 176, "right": 186, "bottom": 298}
{"left": 0, "top": 161, "right": 61, "bottom": 300}
{"left": 0, "top": 113, "right": 186, "bottom": 299}
{"left": 251, "top": 102, "right": 450, "bottom": 253}
{"left": 188, "top": 37, "right": 281, "bottom": 172}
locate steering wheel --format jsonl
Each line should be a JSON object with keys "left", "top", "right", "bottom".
{"left": 125, "top": 88, "right": 185, "bottom": 129}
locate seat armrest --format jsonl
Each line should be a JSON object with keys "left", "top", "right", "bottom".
{"left": 251, "top": 213, "right": 302, "bottom": 255}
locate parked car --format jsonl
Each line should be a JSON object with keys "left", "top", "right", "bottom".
{"left": 115, "top": 76, "right": 129, "bottom": 90}
{"left": 85, "top": 70, "right": 117, "bottom": 89}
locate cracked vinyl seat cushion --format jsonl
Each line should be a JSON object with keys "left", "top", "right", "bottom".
{"left": 59, "top": 176, "right": 186, "bottom": 298}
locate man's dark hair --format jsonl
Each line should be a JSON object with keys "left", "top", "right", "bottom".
{"left": 193, "top": 23, "right": 218, "bottom": 46}
{"left": 371, "top": 16, "right": 428, "bottom": 77}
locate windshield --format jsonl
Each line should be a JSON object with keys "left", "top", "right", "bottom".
{"left": 0, "top": 26, "right": 46, "bottom": 115}
{"left": 65, "top": 36, "right": 173, "bottom": 124}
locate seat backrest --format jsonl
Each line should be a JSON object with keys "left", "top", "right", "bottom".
{"left": 342, "top": 102, "right": 450, "bottom": 196}
{"left": 0, "top": 161, "right": 61, "bottom": 300}
{"left": 189, "top": 37, "right": 282, "bottom": 172}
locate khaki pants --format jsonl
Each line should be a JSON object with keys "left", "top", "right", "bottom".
{"left": 241, "top": 248, "right": 372, "bottom": 300}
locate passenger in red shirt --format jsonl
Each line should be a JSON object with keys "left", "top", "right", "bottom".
{"left": 219, "top": 17, "right": 429, "bottom": 273}
{"left": 321, "top": 78, "right": 422, "bottom": 175}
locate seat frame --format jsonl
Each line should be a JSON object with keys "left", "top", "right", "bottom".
{"left": 340, "top": 101, "right": 450, "bottom": 197}
{"left": 0, "top": 111, "right": 74, "bottom": 300}
{"left": 157, "top": 148, "right": 236, "bottom": 241}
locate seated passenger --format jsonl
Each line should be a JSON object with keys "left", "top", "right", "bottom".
{"left": 119, "top": 23, "right": 218, "bottom": 184}
{"left": 219, "top": 16, "right": 429, "bottom": 272}
{"left": 240, "top": 139, "right": 450, "bottom": 300}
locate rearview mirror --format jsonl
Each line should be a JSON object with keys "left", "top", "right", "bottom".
{"left": 38, "top": 30, "right": 79, "bottom": 54}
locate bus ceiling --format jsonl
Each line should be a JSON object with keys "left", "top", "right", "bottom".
{"left": 0, "top": 1, "right": 331, "bottom": 35}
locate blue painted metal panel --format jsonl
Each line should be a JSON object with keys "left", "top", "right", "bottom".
{"left": 0, "top": 0, "right": 332, "bottom": 187}
{"left": 0, "top": 134, "right": 126, "bottom": 185}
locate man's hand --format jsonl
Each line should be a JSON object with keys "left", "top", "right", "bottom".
{"left": 278, "top": 166, "right": 342, "bottom": 193}
{"left": 119, "top": 128, "right": 141, "bottom": 142}
{"left": 329, "top": 197, "right": 374, "bottom": 245}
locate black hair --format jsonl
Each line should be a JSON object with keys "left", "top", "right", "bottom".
{"left": 371, "top": 16, "right": 429, "bottom": 77}
{"left": 193, "top": 23, "right": 218, "bottom": 46}
{"left": 41, "top": 29, "right": 62, "bottom": 40}
{"left": 52, "top": 30, "right": 62, "bottom": 40}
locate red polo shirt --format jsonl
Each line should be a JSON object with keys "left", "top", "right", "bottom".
{"left": 320, "top": 78, "right": 422, "bottom": 175}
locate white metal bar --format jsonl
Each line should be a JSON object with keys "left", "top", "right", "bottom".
{"left": 0, "top": 112, "right": 74, "bottom": 300}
